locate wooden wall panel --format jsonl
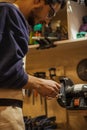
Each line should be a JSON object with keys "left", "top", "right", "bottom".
{"left": 23, "top": 39, "right": 87, "bottom": 130}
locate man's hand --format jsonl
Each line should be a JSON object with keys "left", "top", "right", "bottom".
{"left": 23, "top": 75, "right": 60, "bottom": 98}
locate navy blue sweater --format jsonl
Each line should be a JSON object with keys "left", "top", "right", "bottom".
{"left": 0, "top": 2, "right": 29, "bottom": 89}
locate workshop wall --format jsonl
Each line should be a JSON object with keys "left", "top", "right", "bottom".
{"left": 23, "top": 2, "right": 87, "bottom": 130}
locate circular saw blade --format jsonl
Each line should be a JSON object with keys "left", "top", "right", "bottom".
{"left": 77, "top": 59, "right": 87, "bottom": 81}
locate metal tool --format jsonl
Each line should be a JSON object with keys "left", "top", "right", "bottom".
{"left": 76, "top": 58, "right": 87, "bottom": 81}
{"left": 36, "top": 37, "right": 56, "bottom": 50}
{"left": 34, "top": 72, "right": 48, "bottom": 116}
{"left": 57, "top": 77, "right": 87, "bottom": 110}
{"left": 49, "top": 67, "right": 56, "bottom": 80}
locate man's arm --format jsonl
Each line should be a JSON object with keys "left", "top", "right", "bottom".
{"left": 0, "top": 3, "right": 29, "bottom": 89}
{"left": 23, "top": 74, "right": 60, "bottom": 98}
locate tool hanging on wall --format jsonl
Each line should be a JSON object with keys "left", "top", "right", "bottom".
{"left": 49, "top": 67, "right": 57, "bottom": 80}
{"left": 33, "top": 72, "right": 46, "bottom": 105}
{"left": 25, "top": 89, "right": 32, "bottom": 97}
{"left": 34, "top": 72, "right": 48, "bottom": 116}
{"left": 32, "top": 89, "right": 38, "bottom": 105}
{"left": 22, "top": 88, "right": 32, "bottom": 98}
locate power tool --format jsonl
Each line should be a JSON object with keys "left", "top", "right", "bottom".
{"left": 57, "top": 77, "right": 87, "bottom": 110}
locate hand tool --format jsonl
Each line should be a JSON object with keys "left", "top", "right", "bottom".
{"left": 48, "top": 67, "right": 56, "bottom": 80}
{"left": 34, "top": 72, "right": 48, "bottom": 115}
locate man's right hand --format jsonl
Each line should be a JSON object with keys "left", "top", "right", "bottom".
{"left": 23, "top": 75, "right": 61, "bottom": 98}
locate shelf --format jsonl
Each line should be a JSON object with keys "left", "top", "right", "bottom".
{"left": 27, "top": 37, "right": 87, "bottom": 73}
{"left": 29, "top": 37, "right": 87, "bottom": 49}
{"left": 29, "top": 1, "right": 87, "bottom": 50}
{"left": 54, "top": 37, "right": 87, "bottom": 45}
{"left": 54, "top": 37, "right": 87, "bottom": 49}
{"left": 32, "top": 36, "right": 58, "bottom": 40}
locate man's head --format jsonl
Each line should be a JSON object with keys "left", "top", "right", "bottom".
{"left": 14, "top": 0, "right": 66, "bottom": 27}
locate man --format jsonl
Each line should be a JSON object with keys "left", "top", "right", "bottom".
{"left": 0, "top": 0, "right": 66, "bottom": 130}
